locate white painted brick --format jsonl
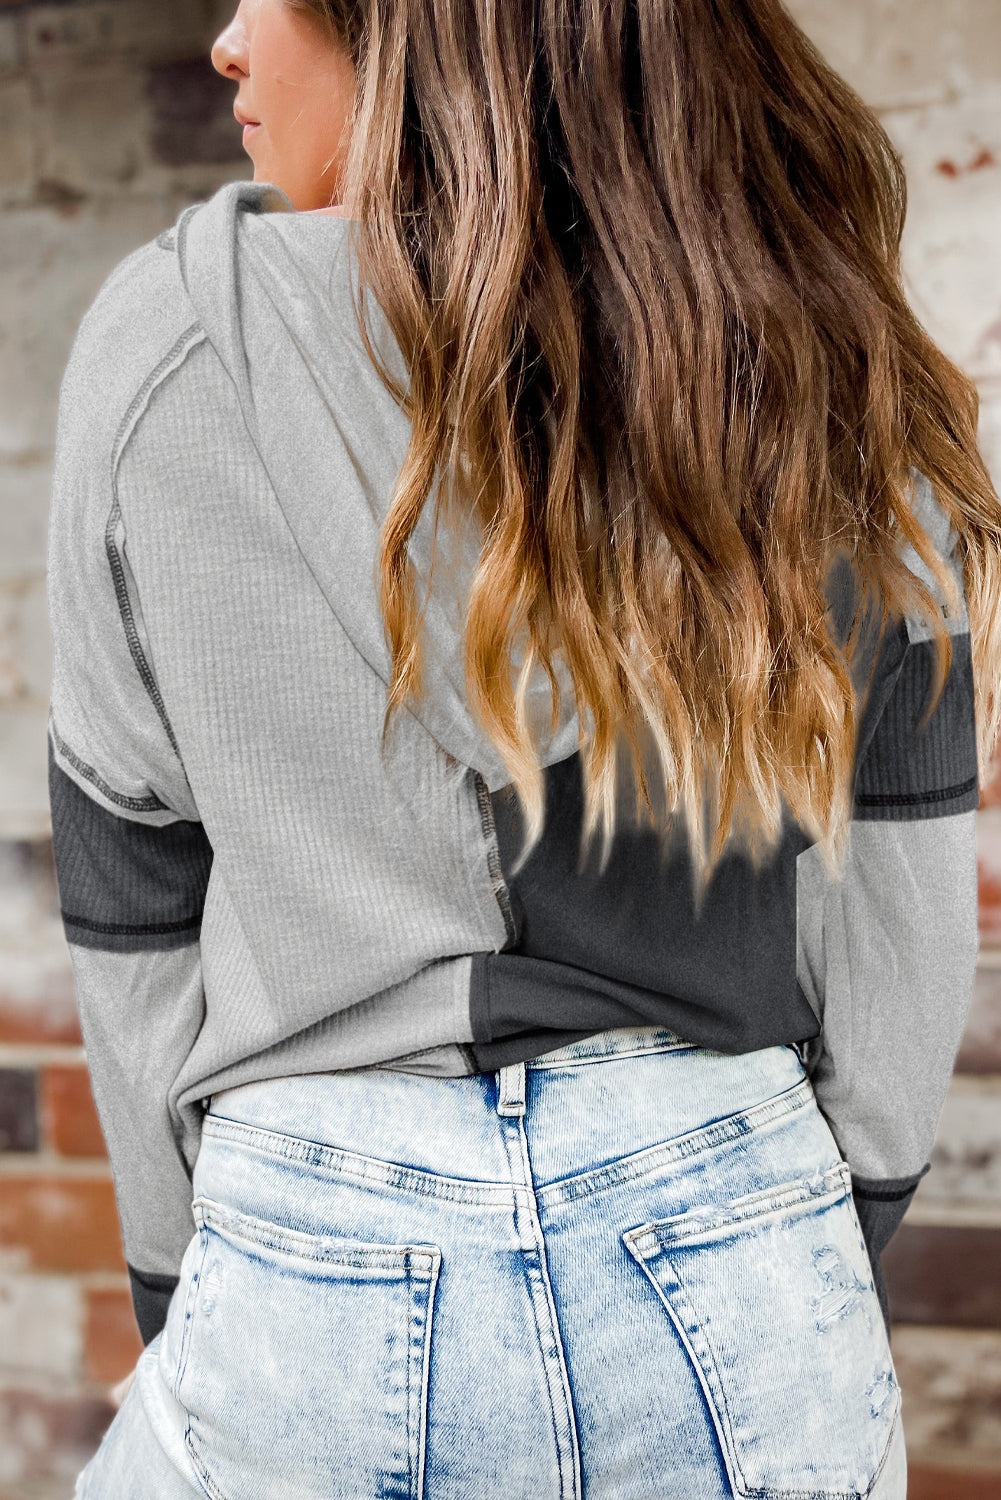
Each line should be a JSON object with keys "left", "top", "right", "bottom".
{"left": 0, "top": 841, "right": 75, "bottom": 1025}
{"left": 0, "top": 1375, "right": 106, "bottom": 1492}
{"left": 788, "top": 0, "right": 1001, "bottom": 110}
{"left": 0, "top": 79, "right": 36, "bottom": 198}
{"left": 882, "top": 85, "right": 1001, "bottom": 376}
{"left": 957, "top": 953, "right": 1001, "bottom": 1077}
{"left": 892, "top": 1325, "right": 1001, "bottom": 1463}
{"left": 17, "top": 581, "right": 52, "bottom": 708}
{"left": 0, "top": 1274, "right": 82, "bottom": 1380}
{"left": 0, "top": 708, "right": 52, "bottom": 841}
{"left": 0, "top": 580, "right": 52, "bottom": 708}
{"left": 789, "top": 0, "right": 947, "bottom": 110}
{"left": 978, "top": 380, "right": 1001, "bottom": 492}
{"left": 0, "top": 461, "right": 50, "bottom": 584}
{"left": 0, "top": 589, "right": 26, "bottom": 704}
{"left": 0, "top": 198, "right": 181, "bottom": 456}
{"left": 920, "top": 1075, "right": 1001, "bottom": 1205}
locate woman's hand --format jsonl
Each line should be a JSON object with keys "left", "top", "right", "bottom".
{"left": 108, "top": 1364, "right": 138, "bottom": 1409}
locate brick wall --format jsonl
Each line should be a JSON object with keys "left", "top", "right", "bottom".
{"left": 1, "top": 0, "right": 1000, "bottom": 1496}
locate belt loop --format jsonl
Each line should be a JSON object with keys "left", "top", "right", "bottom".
{"left": 496, "top": 1061, "right": 527, "bottom": 1116}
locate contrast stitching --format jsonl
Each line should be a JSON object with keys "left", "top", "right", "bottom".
{"left": 538, "top": 1077, "right": 814, "bottom": 1208}
{"left": 202, "top": 1075, "right": 813, "bottom": 1210}
{"left": 473, "top": 771, "right": 518, "bottom": 945}
{"left": 853, "top": 1183, "right": 920, "bottom": 1203}
{"left": 49, "top": 718, "right": 169, "bottom": 813}
{"left": 196, "top": 1196, "right": 438, "bottom": 1272}
{"left": 855, "top": 774, "right": 978, "bottom": 808}
{"left": 458, "top": 1041, "right": 479, "bottom": 1070}
{"left": 106, "top": 322, "right": 206, "bottom": 763}
{"left": 61, "top": 910, "right": 202, "bottom": 936}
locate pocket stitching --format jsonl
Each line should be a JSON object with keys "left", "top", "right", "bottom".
{"left": 624, "top": 1240, "right": 747, "bottom": 1493}
{"left": 178, "top": 1199, "right": 442, "bottom": 1500}
{"left": 179, "top": 1247, "right": 443, "bottom": 1500}
{"left": 192, "top": 1193, "right": 440, "bottom": 1275}
{"left": 408, "top": 1250, "right": 442, "bottom": 1500}
{"left": 170, "top": 1226, "right": 209, "bottom": 1405}
{"left": 862, "top": 1397, "right": 903, "bottom": 1500}
{"left": 184, "top": 1431, "right": 228, "bottom": 1500}
{"left": 624, "top": 1163, "right": 853, "bottom": 1252}
{"left": 622, "top": 1167, "right": 898, "bottom": 1500}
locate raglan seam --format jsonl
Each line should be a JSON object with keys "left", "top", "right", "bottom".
{"left": 48, "top": 713, "right": 170, "bottom": 813}
{"left": 472, "top": 770, "right": 518, "bottom": 948}
{"left": 105, "top": 320, "right": 208, "bottom": 768}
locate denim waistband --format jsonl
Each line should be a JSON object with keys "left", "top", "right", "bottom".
{"left": 207, "top": 1031, "right": 811, "bottom": 1194}
{"left": 513, "top": 1025, "right": 693, "bottom": 1070}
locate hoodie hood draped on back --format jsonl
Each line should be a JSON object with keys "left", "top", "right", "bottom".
{"left": 175, "top": 177, "right": 582, "bottom": 792}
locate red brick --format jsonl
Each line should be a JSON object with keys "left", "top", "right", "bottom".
{"left": 0, "top": 989, "right": 82, "bottom": 1045}
{"left": 956, "top": 965, "right": 1001, "bottom": 1073}
{"left": 0, "top": 1068, "right": 38, "bottom": 1151}
{"left": 0, "top": 1175, "right": 125, "bottom": 1273}
{"left": 908, "top": 1467, "right": 1001, "bottom": 1500}
{"left": 884, "top": 1226, "right": 1001, "bottom": 1328}
{"left": 40, "top": 1063, "right": 107, "bottom": 1158}
{"left": 980, "top": 751, "right": 1001, "bottom": 810}
{"left": 0, "top": 1387, "right": 114, "bottom": 1486}
{"left": 84, "top": 1284, "right": 143, "bottom": 1384}
{"left": 977, "top": 816, "right": 1001, "bottom": 946}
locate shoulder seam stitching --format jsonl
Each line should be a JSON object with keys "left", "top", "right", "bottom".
{"left": 49, "top": 715, "right": 170, "bottom": 813}
{"left": 105, "top": 322, "right": 206, "bottom": 764}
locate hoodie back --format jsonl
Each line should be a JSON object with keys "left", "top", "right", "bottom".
{"left": 45, "top": 179, "right": 981, "bottom": 1343}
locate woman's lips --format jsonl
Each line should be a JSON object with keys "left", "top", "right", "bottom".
{"left": 242, "top": 122, "right": 261, "bottom": 143}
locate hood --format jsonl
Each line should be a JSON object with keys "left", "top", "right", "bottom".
{"left": 173, "top": 177, "right": 581, "bottom": 793}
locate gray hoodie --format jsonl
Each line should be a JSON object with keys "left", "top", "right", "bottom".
{"left": 45, "top": 178, "right": 981, "bottom": 1343}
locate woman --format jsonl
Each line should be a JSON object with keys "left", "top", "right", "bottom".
{"left": 49, "top": 0, "right": 1000, "bottom": 1495}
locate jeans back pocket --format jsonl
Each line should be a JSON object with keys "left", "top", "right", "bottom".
{"left": 171, "top": 1195, "right": 441, "bottom": 1500}
{"left": 622, "top": 1162, "right": 899, "bottom": 1500}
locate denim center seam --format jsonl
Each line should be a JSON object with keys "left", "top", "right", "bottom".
{"left": 494, "top": 1063, "right": 582, "bottom": 1500}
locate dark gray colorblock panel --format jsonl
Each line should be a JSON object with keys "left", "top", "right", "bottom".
{"left": 854, "top": 631, "right": 980, "bottom": 819}
{"left": 48, "top": 736, "right": 212, "bottom": 952}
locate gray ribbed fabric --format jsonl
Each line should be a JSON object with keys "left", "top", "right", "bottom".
{"left": 45, "top": 178, "right": 981, "bottom": 1342}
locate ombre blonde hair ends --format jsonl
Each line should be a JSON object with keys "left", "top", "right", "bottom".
{"left": 291, "top": 0, "right": 1001, "bottom": 901}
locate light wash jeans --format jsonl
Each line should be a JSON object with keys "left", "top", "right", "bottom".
{"left": 74, "top": 1027, "right": 906, "bottom": 1499}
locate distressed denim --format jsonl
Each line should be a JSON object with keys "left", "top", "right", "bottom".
{"left": 74, "top": 1027, "right": 907, "bottom": 1499}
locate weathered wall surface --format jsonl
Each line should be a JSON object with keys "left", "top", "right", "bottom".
{"left": 0, "top": 0, "right": 999, "bottom": 1495}
{"left": 793, "top": 0, "right": 1001, "bottom": 487}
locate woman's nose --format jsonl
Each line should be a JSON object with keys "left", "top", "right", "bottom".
{"left": 210, "top": 15, "right": 249, "bottom": 80}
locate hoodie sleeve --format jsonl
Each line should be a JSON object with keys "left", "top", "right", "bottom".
{"left": 798, "top": 472, "right": 981, "bottom": 1331}
{"left": 46, "top": 283, "right": 211, "bottom": 1347}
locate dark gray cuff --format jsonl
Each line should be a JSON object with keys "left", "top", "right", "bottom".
{"left": 128, "top": 1264, "right": 180, "bottom": 1346}
{"left": 851, "top": 1165, "right": 930, "bottom": 1336}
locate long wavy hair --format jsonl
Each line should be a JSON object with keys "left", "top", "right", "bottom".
{"left": 288, "top": 0, "right": 1001, "bottom": 897}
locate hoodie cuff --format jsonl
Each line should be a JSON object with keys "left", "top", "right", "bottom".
{"left": 128, "top": 1264, "right": 180, "bottom": 1347}
{"left": 851, "top": 1164, "right": 930, "bottom": 1336}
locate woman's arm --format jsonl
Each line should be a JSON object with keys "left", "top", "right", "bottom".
{"left": 801, "top": 473, "right": 981, "bottom": 1330}
{"left": 46, "top": 297, "right": 211, "bottom": 1346}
